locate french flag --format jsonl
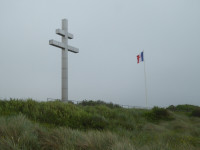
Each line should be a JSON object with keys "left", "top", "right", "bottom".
{"left": 137, "top": 51, "right": 144, "bottom": 64}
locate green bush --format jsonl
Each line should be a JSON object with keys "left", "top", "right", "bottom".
{"left": 78, "top": 100, "right": 121, "bottom": 108}
{"left": 191, "top": 108, "right": 200, "bottom": 117}
{"left": 0, "top": 99, "right": 111, "bottom": 130}
{"left": 167, "top": 105, "right": 176, "bottom": 111}
{"left": 145, "top": 107, "right": 172, "bottom": 122}
{"left": 167, "top": 104, "right": 199, "bottom": 112}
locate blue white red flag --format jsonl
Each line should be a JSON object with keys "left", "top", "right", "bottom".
{"left": 137, "top": 51, "right": 144, "bottom": 64}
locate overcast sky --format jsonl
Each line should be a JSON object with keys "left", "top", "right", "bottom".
{"left": 0, "top": 0, "right": 200, "bottom": 107}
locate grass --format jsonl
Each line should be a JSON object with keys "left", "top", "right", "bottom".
{"left": 0, "top": 99, "right": 200, "bottom": 150}
{"left": 0, "top": 115, "right": 134, "bottom": 150}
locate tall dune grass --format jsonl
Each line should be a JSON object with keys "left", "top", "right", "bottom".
{"left": 0, "top": 115, "right": 135, "bottom": 150}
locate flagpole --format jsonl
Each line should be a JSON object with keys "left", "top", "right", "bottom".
{"left": 143, "top": 50, "right": 148, "bottom": 107}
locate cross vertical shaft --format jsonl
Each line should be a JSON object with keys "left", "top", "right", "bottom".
{"left": 62, "top": 19, "right": 68, "bottom": 102}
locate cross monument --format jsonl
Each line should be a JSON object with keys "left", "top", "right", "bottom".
{"left": 49, "top": 19, "right": 79, "bottom": 102}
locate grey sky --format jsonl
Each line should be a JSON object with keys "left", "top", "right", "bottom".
{"left": 0, "top": 0, "right": 200, "bottom": 107}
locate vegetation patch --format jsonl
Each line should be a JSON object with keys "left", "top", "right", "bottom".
{"left": 0, "top": 99, "right": 200, "bottom": 150}
{"left": 167, "top": 104, "right": 199, "bottom": 112}
{"left": 191, "top": 108, "right": 200, "bottom": 117}
{"left": 145, "top": 106, "right": 173, "bottom": 122}
{"left": 78, "top": 100, "right": 121, "bottom": 108}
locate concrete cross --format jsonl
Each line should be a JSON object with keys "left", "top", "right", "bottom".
{"left": 49, "top": 19, "right": 79, "bottom": 102}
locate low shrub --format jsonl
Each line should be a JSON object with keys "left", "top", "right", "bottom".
{"left": 78, "top": 100, "right": 121, "bottom": 108}
{"left": 145, "top": 107, "right": 172, "bottom": 122}
{"left": 167, "top": 105, "right": 176, "bottom": 111}
{"left": 191, "top": 108, "right": 200, "bottom": 117}
{"left": 167, "top": 104, "right": 199, "bottom": 112}
{"left": 81, "top": 113, "right": 108, "bottom": 130}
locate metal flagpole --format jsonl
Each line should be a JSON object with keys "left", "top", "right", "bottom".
{"left": 143, "top": 50, "right": 148, "bottom": 107}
